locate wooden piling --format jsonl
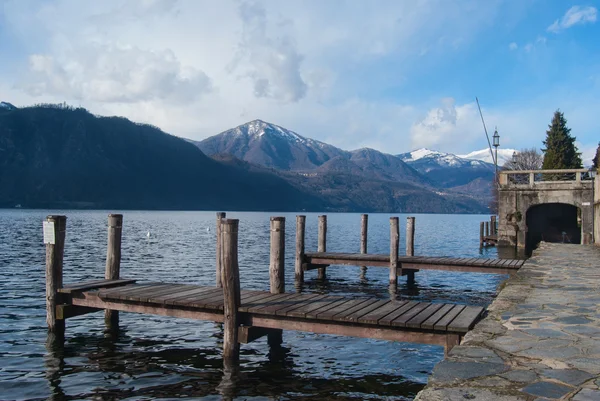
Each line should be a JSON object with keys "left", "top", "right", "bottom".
{"left": 269, "top": 217, "right": 285, "bottom": 294}
{"left": 221, "top": 219, "right": 240, "bottom": 361}
{"left": 294, "top": 215, "right": 306, "bottom": 284}
{"left": 406, "top": 217, "right": 415, "bottom": 257}
{"left": 485, "top": 221, "right": 490, "bottom": 237}
{"left": 105, "top": 214, "right": 123, "bottom": 327}
{"left": 216, "top": 212, "right": 226, "bottom": 288}
{"left": 479, "top": 222, "right": 484, "bottom": 246}
{"left": 269, "top": 217, "right": 285, "bottom": 346}
{"left": 389, "top": 217, "right": 399, "bottom": 285}
{"left": 491, "top": 215, "right": 497, "bottom": 235}
{"left": 318, "top": 215, "right": 327, "bottom": 280}
{"left": 45, "top": 215, "right": 67, "bottom": 335}
{"left": 360, "top": 214, "right": 368, "bottom": 276}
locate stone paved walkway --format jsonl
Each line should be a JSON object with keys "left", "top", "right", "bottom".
{"left": 415, "top": 243, "right": 600, "bottom": 401}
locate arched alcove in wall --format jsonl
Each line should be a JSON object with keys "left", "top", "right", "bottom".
{"left": 525, "top": 203, "right": 581, "bottom": 252}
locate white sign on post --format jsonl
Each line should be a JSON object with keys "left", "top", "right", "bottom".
{"left": 43, "top": 221, "right": 55, "bottom": 245}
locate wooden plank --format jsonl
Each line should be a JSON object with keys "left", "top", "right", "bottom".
{"left": 239, "top": 293, "right": 287, "bottom": 313}
{"left": 171, "top": 288, "right": 224, "bottom": 308}
{"left": 273, "top": 294, "right": 324, "bottom": 316}
{"left": 279, "top": 294, "right": 329, "bottom": 317}
{"left": 434, "top": 305, "right": 466, "bottom": 331}
{"left": 309, "top": 298, "right": 354, "bottom": 319}
{"left": 420, "top": 304, "right": 455, "bottom": 330}
{"left": 59, "top": 279, "right": 137, "bottom": 293}
{"left": 126, "top": 284, "right": 188, "bottom": 303}
{"left": 405, "top": 303, "right": 445, "bottom": 329}
{"left": 390, "top": 302, "right": 433, "bottom": 327}
{"left": 56, "top": 304, "right": 102, "bottom": 320}
{"left": 284, "top": 296, "right": 344, "bottom": 318}
{"left": 447, "top": 306, "right": 485, "bottom": 333}
{"left": 71, "top": 291, "right": 224, "bottom": 323}
{"left": 99, "top": 283, "right": 167, "bottom": 300}
{"left": 185, "top": 290, "right": 227, "bottom": 310}
{"left": 378, "top": 301, "right": 420, "bottom": 326}
{"left": 331, "top": 299, "right": 380, "bottom": 322}
{"left": 119, "top": 284, "right": 186, "bottom": 302}
{"left": 248, "top": 293, "right": 307, "bottom": 315}
{"left": 246, "top": 314, "right": 448, "bottom": 346}
{"left": 158, "top": 287, "right": 217, "bottom": 305}
{"left": 336, "top": 299, "right": 389, "bottom": 322}
{"left": 240, "top": 291, "right": 280, "bottom": 312}
{"left": 357, "top": 301, "right": 408, "bottom": 325}
{"left": 315, "top": 298, "right": 366, "bottom": 320}
{"left": 238, "top": 326, "right": 280, "bottom": 344}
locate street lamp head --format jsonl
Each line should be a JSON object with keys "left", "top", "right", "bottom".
{"left": 493, "top": 127, "right": 500, "bottom": 148}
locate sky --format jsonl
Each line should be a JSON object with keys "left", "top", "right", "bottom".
{"left": 0, "top": 0, "right": 599, "bottom": 161}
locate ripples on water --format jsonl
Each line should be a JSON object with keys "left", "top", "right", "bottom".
{"left": 0, "top": 210, "right": 505, "bottom": 400}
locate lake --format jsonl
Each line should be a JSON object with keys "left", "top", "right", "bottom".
{"left": 0, "top": 210, "right": 505, "bottom": 400}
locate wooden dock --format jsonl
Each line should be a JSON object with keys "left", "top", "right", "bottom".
{"left": 43, "top": 214, "right": 494, "bottom": 362}
{"left": 295, "top": 214, "right": 525, "bottom": 285}
{"left": 303, "top": 252, "right": 524, "bottom": 275}
{"left": 61, "top": 280, "right": 484, "bottom": 349}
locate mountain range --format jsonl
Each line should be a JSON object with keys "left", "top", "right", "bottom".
{"left": 1, "top": 103, "right": 499, "bottom": 213}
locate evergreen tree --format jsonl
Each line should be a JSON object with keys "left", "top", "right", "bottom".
{"left": 593, "top": 142, "right": 600, "bottom": 169}
{"left": 542, "top": 110, "right": 582, "bottom": 169}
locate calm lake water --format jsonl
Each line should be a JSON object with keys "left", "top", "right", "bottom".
{"left": 0, "top": 210, "right": 506, "bottom": 401}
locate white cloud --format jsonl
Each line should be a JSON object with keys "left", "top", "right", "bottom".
{"left": 547, "top": 5, "right": 597, "bottom": 33}
{"left": 410, "top": 98, "right": 482, "bottom": 151}
{"left": 24, "top": 44, "right": 212, "bottom": 103}
{"left": 228, "top": 1, "right": 307, "bottom": 102}
{"left": 509, "top": 42, "right": 518, "bottom": 50}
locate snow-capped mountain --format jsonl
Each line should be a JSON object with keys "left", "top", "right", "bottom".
{"left": 194, "top": 119, "right": 347, "bottom": 171}
{"left": 398, "top": 148, "right": 491, "bottom": 171}
{"left": 398, "top": 148, "right": 494, "bottom": 188}
{"left": 0, "top": 101, "right": 17, "bottom": 110}
{"left": 458, "top": 148, "right": 517, "bottom": 166}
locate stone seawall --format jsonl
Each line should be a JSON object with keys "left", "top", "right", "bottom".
{"left": 415, "top": 243, "right": 600, "bottom": 401}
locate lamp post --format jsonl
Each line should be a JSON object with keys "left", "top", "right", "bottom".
{"left": 493, "top": 128, "right": 500, "bottom": 180}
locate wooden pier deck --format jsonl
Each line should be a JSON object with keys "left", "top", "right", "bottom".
{"left": 59, "top": 280, "right": 485, "bottom": 349}
{"left": 44, "top": 214, "right": 505, "bottom": 362}
{"left": 303, "top": 252, "right": 525, "bottom": 275}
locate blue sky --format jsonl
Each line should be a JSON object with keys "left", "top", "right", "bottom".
{"left": 0, "top": 0, "right": 598, "bottom": 161}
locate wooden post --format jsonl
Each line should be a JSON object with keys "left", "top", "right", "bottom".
{"left": 269, "top": 217, "right": 285, "bottom": 346}
{"left": 479, "top": 222, "right": 484, "bottom": 246}
{"left": 294, "top": 215, "right": 306, "bottom": 284}
{"left": 360, "top": 214, "right": 368, "bottom": 276}
{"left": 491, "top": 215, "right": 497, "bottom": 235}
{"left": 221, "top": 219, "right": 240, "bottom": 361}
{"left": 485, "top": 221, "right": 490, "bottom": 237}
{"left": 406, "top": 217, "right": 415, "bottom": 257}
{"left": 105, "top": 214, "right": 123, "bottom": 327}
{"left": 269, "top": 217, "right": 285, "bottom": 294}
{"left": 317, "top": 215, "right": 327, "bottom": 280}
{"left": 389, "top": 217, "right": 399, "bottom": 285}
{"left": 216, "top": 212, "right": 226, "bottom": 288}
{"left": 45, "top": 215, "right": 67, "bottom": 335}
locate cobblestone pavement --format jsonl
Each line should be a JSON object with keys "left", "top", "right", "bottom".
{"left": 415, "top": 243, "right": 600, "bottom": 401}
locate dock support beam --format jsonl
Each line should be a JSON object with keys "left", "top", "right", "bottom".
{"left": 491, "top": 215, "right": 497, "bottom": 235}
{"left": 216, "top": 212, "right": 226, "bottom": 288}
{"left": 221, "top": 219, "right": 240, "bottom": 361}
{"left": 389, "top": 217, "right": 399, "bottom": 285}
{"left": 268, "top": 217, "right": 285, "bottom": 345}
{"left": 360, "top": 214, "right": 368, "bottom": 277}
{"left": 405, "top": 217, "right": 416, "bottom": 285}
{"left": 406, "top": 217, "right": 415, "bottom": 256}
{"left": 105, "top": 214, "right": 123, "bottom": 328}
{"left": 479, "top": 222, "right": 484, "bottom": 247}
{"left": 318, "top": 215, "right": 327, "bottom": 280}
{"left": 45, "top": 215, "right": 67, "bottom": 337}
{"left": 295, "top": 215, "right": 306, "bottom": 285}
{"left": 485, "top": 221, "right": 490, "bottom": 238}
